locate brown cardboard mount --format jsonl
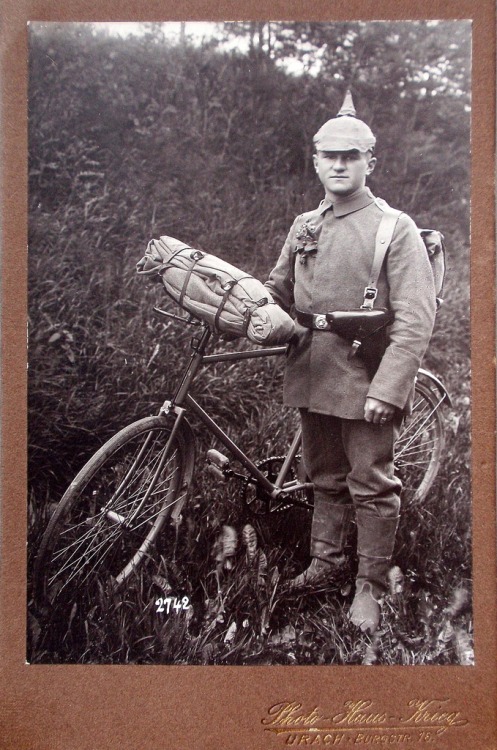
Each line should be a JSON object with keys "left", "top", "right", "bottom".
{"left": 1, "top": 2, "right": 495, "bottom": 749}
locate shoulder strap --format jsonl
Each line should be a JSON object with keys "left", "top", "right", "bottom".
{"left": 362, "top": 198, "right": 403, "bottom": 309}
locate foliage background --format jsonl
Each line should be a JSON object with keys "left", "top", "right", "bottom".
{"left": 28, "top": 21, "right": 472, "bottom": 664}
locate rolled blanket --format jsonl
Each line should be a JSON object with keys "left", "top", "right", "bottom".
{"left": 137, "top": 236, "right": 295, "bottom": 345}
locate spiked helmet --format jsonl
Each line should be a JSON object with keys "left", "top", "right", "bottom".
{"left": 313, "top": 90, "right": 376, "bottom": 153}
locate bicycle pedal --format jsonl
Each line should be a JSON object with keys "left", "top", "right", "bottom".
{"left": 206, "top": 464, "right": 227, "bottom": 480}
{"left": 206, "top": 449, "right": 232, "bottom": 480}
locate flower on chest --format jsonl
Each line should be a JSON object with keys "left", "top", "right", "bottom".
{"left": 294, "top": 220, "right": 320, "bottom": 265}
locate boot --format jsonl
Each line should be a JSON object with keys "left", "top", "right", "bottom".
{"left": 287, "top": 554, "right": 347, "bottom": 590}
{"left": 349, "top": 512, "right": 399, "bottom": 633}
{"left": 287, "top": 499, "right": 353, "bottom": 591}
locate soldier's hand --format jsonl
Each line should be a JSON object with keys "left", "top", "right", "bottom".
{"left": 364, "top": 397, "right": 396, "bottom": 425}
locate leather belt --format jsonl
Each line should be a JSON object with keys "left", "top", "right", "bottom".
{"left": 296, "top": 310, "right": 333, "bottom": 331}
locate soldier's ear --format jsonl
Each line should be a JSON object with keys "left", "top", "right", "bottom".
{"left": 366, "top": 156, "right": 377, "bottom": 175}
{"left": 313, "top": 153, "right": 319, "bottom": 172}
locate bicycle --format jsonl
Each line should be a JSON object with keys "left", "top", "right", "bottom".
{"left": 33, "top": 306, "right": 451, "bottom": 646}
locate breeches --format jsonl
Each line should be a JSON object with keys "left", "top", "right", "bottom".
{"left": 299, "top": 409, "right": 402, "bottom": 518}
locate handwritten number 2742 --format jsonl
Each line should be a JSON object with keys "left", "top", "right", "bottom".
{"left": 155, "top": 596, "right": 190, "bottom": 614}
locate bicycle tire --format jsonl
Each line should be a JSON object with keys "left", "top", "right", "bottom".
{"left": 394, "top": 381, "right": 445, "bottom": 504}
{"left": 33, "top": 415, "right": 190, "bottom": 636}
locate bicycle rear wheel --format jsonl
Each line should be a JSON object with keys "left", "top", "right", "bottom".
{"left": 33, "top": 416, "right": 190, "bottom": 654}
{"left": 394, "top": 381, "right": 445, "bottom": 503}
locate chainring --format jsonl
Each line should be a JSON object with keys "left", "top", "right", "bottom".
{"left": 240, "top": 456, "right": 313, "bottom": 517}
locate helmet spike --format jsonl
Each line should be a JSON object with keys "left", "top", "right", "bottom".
{"left": 337, "top": 89, "right": 357, "bottom": 118}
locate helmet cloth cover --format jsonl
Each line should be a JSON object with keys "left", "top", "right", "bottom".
{"left": 313, "top": 90, "right": 376, "bottom": 153}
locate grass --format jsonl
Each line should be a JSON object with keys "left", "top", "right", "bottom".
{"left": 27, "top": 188, "right": 472, "bottom": 665}
{"left": 28, "top": 324, "right": 472, "bottom": 665}
{"left": 27, "top": 222, "right": 472, "bottom": 665}
{"left": 29, "top": 476, "right": 472, "bottom": 665}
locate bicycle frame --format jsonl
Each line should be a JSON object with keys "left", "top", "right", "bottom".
{"left": 152, "top": 306, "right": 450, "bottom": 509}
{"left": 154, "top": 308, "right": 313, "bottom": 503}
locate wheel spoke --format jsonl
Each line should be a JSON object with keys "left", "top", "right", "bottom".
{"left": 36, "top": 420, "right": 187, "bottom": 629}
{"left": 51, "top": 459, "right": 183, "bottom": 588}
{"left": 396, "top": 443, "right": 437, "bottom": 461}
{"left": 395, "top": 383, "right": 444, "bottom": 503}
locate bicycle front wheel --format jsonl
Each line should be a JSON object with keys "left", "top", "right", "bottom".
{"left": 34, "top": 415, "right": 190, "bottom": 639}
{"left": 394, "top": 381, "right": 445, "bottom": 504}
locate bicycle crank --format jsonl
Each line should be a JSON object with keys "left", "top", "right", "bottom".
{"left": 240, "top": 456, "right": 311, "bottom": 517}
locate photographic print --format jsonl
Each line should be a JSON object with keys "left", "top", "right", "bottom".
{"left": 1, "top": 3, "right": 495, "bottom": 750}
{"left": 27, "top": 20, "right": 472, "bottom": 666}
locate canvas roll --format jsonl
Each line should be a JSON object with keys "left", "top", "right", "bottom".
{"left": 137, "top": 236, "right": 295, "bottom": 345}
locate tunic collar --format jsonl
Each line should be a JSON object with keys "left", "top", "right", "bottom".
{"left": 318, "top": 187, "right": 375, "bottom": 217}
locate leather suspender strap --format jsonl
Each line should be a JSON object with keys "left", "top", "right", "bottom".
{"left": 362, "top": 200, "right": 402, "bottom": 309}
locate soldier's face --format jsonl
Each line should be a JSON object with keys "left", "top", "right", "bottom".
{"left": 313, "top": 149, "right": 376, "bottom": 198}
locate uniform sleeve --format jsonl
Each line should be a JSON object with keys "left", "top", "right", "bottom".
{"left": 264, "top": 217, "right": 300, "bottom": 314}
{"left": 367, "top": 213, "right": 437, "bottom": 410}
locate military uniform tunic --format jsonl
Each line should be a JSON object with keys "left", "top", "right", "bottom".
{"left": 265, "top": 187, "right": 436, "bottom": 419}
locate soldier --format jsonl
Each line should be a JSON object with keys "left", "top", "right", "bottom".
{"left": 265, "top": 91, "right": 436, "bottom": 634}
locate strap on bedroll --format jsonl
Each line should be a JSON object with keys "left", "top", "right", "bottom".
{"left": 212, "top": 278, "right": 269, "bottom": 336}
{"left": 178, "top": 249, "right": 205, "bottom": 308}
{"left": 296, "top": 308, "right": 393, "bottom": 379}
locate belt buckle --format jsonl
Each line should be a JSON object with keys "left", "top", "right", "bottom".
{"left": 314, "top": 314, "right": 329, "bottom": 330}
